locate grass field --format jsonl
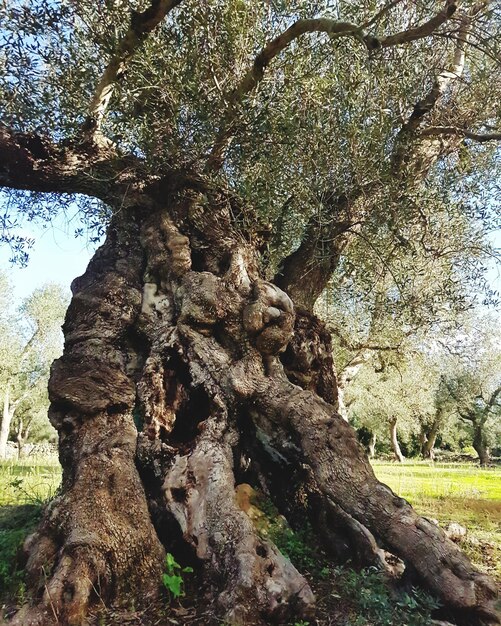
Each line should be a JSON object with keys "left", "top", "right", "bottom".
{"left": 0, "top": 455, "right": 61, "bottom": 506}
{"left": 372, "top": 460, "right": 501, "bottom": 581}
{"left": 0, "top": 457, "right": 499, "bottom": 603}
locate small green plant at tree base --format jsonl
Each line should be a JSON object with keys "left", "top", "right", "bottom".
{"left": 162, "top": 552, "right": 193, "bottom": 601}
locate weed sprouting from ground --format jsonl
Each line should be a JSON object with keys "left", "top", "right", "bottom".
{"left": 162, "top": 552, "right": 193, "bottom": 602}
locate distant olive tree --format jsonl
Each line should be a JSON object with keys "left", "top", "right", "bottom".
{"left": 0, "top": 278, "right": 67, "bottom": 458}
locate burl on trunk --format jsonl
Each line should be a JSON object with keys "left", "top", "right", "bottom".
{"left": 14, "top": 182, "right": 499, "bottom": 626}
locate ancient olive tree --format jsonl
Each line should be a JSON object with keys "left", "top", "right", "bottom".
{"left": 1, "top": 1, "right": 500, "bottom": 624}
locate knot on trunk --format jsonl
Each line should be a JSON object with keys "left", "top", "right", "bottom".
{"left": 243, "top": 281, "right": 295, "bottom": 355}
{"left": 141, "top": 212, "right": 192, "bottom": 285}
{"left": 178, "top": 272, "right": 228, "bottom": 333}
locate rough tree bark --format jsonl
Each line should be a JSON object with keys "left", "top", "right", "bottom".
{"left": 9, "top": 178, "right": 498, "bottom": 626}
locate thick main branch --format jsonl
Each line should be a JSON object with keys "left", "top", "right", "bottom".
{"left": 380, "top": 0, "right": 457, "bottom": 47}
{"left": 277, "top": 4, "right": 470, "bottom": 311}
{"left": 0, "top": 126, "right": 148, "bottom": 204}
{"left": 391, "top": 8, "right": 472, "bottom": 176}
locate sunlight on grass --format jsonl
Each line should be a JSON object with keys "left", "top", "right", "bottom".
{"left": 372, "top": 461, "right": 501, "bottom": 501}
{"left": 0, "top": 456, "right": 62, "bottom": 506}
{"left": 372, "top": 461, "right": 501, "bottom": 580}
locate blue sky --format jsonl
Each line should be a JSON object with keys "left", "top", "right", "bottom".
{"left": 0, "top": 214, "right": 100, "bottom": 303}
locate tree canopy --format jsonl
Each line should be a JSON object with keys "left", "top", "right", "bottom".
{"left": 1, "top": 0, "right": 500, "bottom": 317}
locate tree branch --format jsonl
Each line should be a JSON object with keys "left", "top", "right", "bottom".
{"left": 379, "top": 0, "right": 457, "bottom": 47}
{"left": 420, "top": 126, "right": 501, "bottom": 142}
{"left": 361, "top": 0, "right": 405, "bottom": 30}
{"left": 205, "top": 19, "right": 372, "bottom": 170}
{"left": 486, "top": 385, "right": 501, "bottom": 411}
{"left": 0, "top": 126, "right": 147, "bottom": 204}
{"left": 83, "top": 0, "right": 183, "bottom": 144}
{"left": 206, "top": 1, "right": 458, "bottom": 171}
{"left": 275, "top": 193, "right": 362, "bottom": 308}
{"left": 391, "top": 6, "right": 483, "bottom": 179}
{"left": 458, "top": 409, "right": 474, "bottom": 422}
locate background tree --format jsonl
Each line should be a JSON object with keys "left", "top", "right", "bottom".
{"left": 0, "top": 280, "right": 66, "bottom": 458}
{"left": 419, "top": 374, "right": 458, "bottom": 460}
{"left": 440, "top": 324, "right": 501, "bottom": 465}
{"left": 12, "top": 384, "right": 56, "bottom": 458}
{"left": 0, "top": 1, "right": 500, "bottom": 625}
{"left": 446, "top": 371, "right": 501, "bottom": 465}
{"left": 348, "top": 354, "right": 436, "bottom": 461}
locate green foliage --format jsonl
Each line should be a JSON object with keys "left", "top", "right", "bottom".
{"left": 161, "top": 552, "right": 193, "bottom": 601}
{"left": 336, "top": 566, "right": 440, "bottom": 626}
{"left": 269, "top": 524, "right": 317, "bottom": 572}
{"left": 267, "top": 521, "right": 332, "bottom": 579}
{"left": 1, "top": 0, "right": 500, "bottom": 321}
{"left": 0, "top": 276, "right": 68, "bottom": 452}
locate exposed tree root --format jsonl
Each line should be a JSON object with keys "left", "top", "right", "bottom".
{"left": 243, "top": 370, "right": 499, "bottom": 625}
{"left": 163, "top": 417, "right": 315, "bottom": 624}
{"left": 12, "top": 414, "right": 164, "bottom": 626}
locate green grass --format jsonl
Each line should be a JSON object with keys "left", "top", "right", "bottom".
{"left": 1, "top": 457, "right": 499, "bottom": 610}
{"left": 372, "top": 461, "right": 501, "bottom": 580}
{"left": 372, "top": 460, "right": 501, "bottom": 501}
{"left": 0, "top": 456, "right": 61, "bottom": 506}
{"left": 0, "top": 456, "right": 61, "bottom": 597}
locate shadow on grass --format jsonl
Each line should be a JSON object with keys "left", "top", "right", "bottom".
{"left": 0, "top": 503, "right": 42, "bottom": 599}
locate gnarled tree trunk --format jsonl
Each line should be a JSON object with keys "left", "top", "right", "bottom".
{"left": 13, "top": 183, "right": 499, "bottom": 626}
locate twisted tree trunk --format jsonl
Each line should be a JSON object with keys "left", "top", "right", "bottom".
{"left": 13, "top": 183, "right": 499, "bottom": 626}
